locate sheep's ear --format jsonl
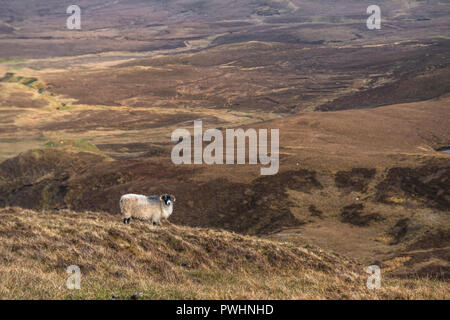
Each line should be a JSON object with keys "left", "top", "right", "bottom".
{"left": 171, "top": 195, "right": 176, "bottom": 202}
{"left": 160, "top": 195, "right": 164, "bottom": 201}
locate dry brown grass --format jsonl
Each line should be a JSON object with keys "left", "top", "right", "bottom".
{"left": 0, "top": 207, "right": 447, "bottom": 300}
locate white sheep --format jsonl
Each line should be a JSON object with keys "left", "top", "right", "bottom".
{"left": 120, "top": 194, "right": 175, "bottom": 225}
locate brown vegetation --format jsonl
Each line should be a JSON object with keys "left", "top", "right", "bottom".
{"left": 0, "top": 0, "right": 449, "bottom": 299}
{"left": 0, "top": 207, "right": 447, "bottom": 299}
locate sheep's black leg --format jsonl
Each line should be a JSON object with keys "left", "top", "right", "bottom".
{"left": 124, "top": 218, "right": 131, "bottom": 224}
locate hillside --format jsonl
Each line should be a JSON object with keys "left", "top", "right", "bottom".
{"left": 0, "top": 207, "right": 447, "bottom": 299}
{"left": 2, "top": 0, "right": 449, "bottom": 59}
{"left": 0, "top": 95, "right": 448, "bottom": 282}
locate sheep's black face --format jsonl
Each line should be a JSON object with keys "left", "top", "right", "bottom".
{"left": 162, "top": 194, "right": 173, "bottom": 206}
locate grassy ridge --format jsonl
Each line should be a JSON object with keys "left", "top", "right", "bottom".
{"left": 0, "top": 207, "right": 447, "bottom": 299}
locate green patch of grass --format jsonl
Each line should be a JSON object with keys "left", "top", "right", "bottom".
{"left": 0, "top": 58, "right": 28, "bottom": 64}
{"left": 73, "top": 139, "right": 100, "bottom": 153}
{"left": 43, "top": 139, "right": 100, "bottom": 154}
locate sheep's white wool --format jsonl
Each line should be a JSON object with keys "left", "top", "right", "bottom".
{"left": 120, "top": 194, "right": 174, "bottom": 224}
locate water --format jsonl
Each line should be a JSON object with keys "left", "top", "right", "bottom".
{"left": 442, "top": 149, "right": 450, "bottom": 153}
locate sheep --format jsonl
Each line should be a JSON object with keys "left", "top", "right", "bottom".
{"left": 120, "top": 194, "right": 175, "bottom": 225}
